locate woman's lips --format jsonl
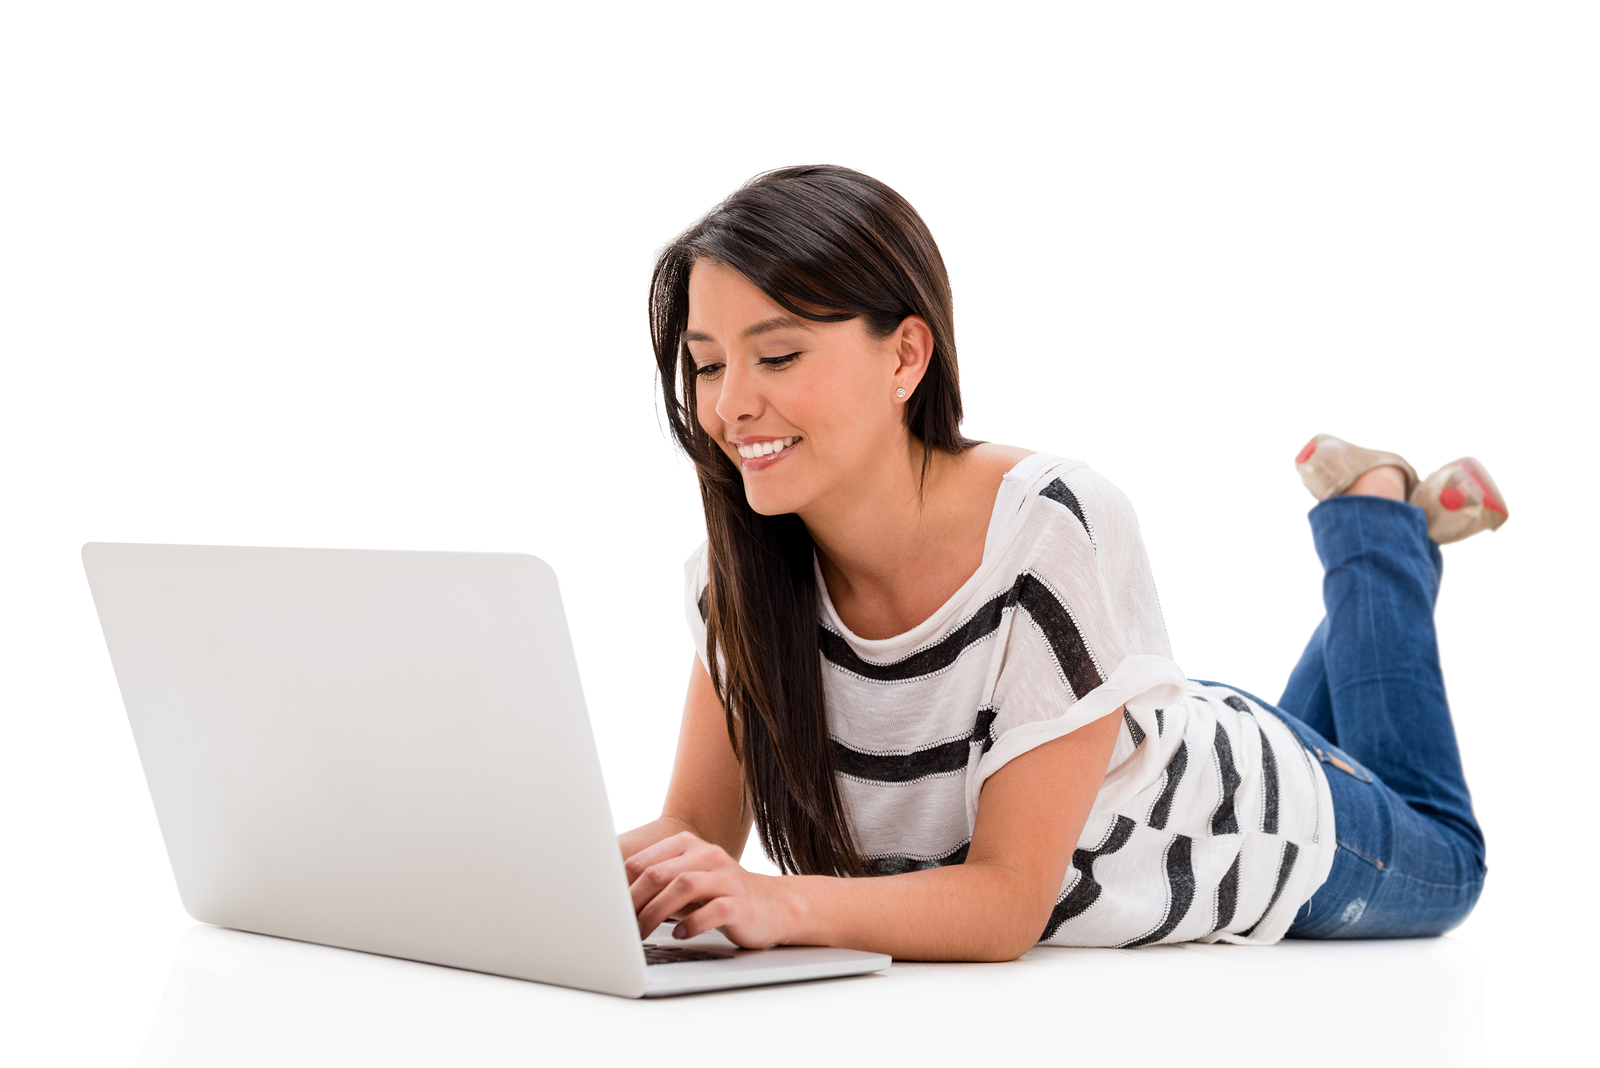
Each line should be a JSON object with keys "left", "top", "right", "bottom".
{"left": 737, "top": 437, "right": 801, "bottom": 472}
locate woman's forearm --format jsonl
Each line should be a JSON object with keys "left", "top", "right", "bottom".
{"left": 772, "top": 861, "right": 1052, "bottom": 962}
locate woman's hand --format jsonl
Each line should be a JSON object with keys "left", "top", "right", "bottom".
{"left": 625, "top": 831, "right": 796, "bottom": 948}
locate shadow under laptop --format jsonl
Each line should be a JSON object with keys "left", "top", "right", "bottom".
{"left": 137, "top": 923, "right": 1483, "bottom": 1067}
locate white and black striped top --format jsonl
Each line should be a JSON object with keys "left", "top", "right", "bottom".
{"left": 686, "top": 454, "right": 1334, "bottom": 947}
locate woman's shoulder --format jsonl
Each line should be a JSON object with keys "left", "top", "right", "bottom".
{"left": 964, "top": 442, "right": 1126, "bottom": 493}
{"left": 993, "top": 451, "right": 1146, "bottom": 559}
{"left": 964, "top": 441, "right": 1036, "bottom": 473}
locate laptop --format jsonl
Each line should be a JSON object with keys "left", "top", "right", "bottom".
{"left": 82, "top": 542, "right": 890, "bottom": 998}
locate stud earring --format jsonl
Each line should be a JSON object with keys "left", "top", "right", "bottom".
{"left": 896, "top": 387, "right": 907, "bottom": 398}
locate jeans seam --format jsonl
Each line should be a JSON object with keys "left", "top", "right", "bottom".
{"left": 1380, "top": 867, "right": 1486, "bottom": 894}
{"left": 1334, "top": 836, "right": 1386, "bottom": 870}
{"left": 1328, "top": 671, "right": 1439, "bottom": 688}
{"left": 1334, "top": 837, "right": 1485, "bottom": 892}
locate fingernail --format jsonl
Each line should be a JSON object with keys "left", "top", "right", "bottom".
{"left": 673, "top": 924, "right": 687, "bottom": 939}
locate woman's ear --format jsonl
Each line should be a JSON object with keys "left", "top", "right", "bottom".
{"left": 890, "top": 315, "right": 934, "bottom": 402}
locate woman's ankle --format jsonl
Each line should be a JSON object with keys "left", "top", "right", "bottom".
{"left": 1344, "top": 465, "right": 1410, "bottom": 502}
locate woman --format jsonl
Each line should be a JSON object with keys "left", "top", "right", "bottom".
{"left": 619, "top": 165, "right": 1497, "bottom": 961}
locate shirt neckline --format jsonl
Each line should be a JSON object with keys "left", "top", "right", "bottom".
{"left": 814, "top": 452, "right": 1065, "bottom": 654}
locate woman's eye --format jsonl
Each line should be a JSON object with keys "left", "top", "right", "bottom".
{"left": 760, "top": 352, "right": 801, "bottom": 368}
{"left": 694, "top": 363, "right": 724, "bottom": 379}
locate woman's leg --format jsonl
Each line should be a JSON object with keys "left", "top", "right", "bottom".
{"left": 1279, "top": 617, "right": 1337, "bottom": 743}
{"left": 1277, "top": 486, "right": 1486, "bottom": 937}
{"left": 1300, "top": 487, "right": 1482, "bottom": 850}
{"left": 1278, "top": 466, "right": 1412, "bottom": 745}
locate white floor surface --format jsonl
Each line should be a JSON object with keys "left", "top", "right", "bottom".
{"left": 7, "top": 893, "right": 1587, "bottom": 1066}
{"left": 137, "top": 925, "right": 1482, "bottom": 1066}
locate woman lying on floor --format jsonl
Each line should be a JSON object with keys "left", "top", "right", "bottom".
{"left": 618, "top": 166, "right": 1499, "bottom": 959}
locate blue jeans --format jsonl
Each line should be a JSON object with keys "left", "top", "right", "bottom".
{"left": 1208, "top": 495, "right": 1486, "bottom": 938}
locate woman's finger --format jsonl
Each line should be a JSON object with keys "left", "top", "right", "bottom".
{"left": 628, "top": 849, "right": 716, "bottom": 913}
{"left": 635, "top": 869, "right": 716, "bottom": 934}
{"left": 636, "top": 869, "right": 728, "bottom": 935}
{"left": 629, "top": 839, "right": 740, "bottom": 913}
{"left": 671, "top": 895, "right": 741, "bottom": 940}
{"left": 623, "top": 830, "right": 698, "bottom": 882}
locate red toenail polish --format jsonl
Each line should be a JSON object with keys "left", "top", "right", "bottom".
{"left": 1296, "top": 441, "right": 1317, "bottom": 464}
{"left": 1439, "top": 486, "right": 1465, "bottom": 511}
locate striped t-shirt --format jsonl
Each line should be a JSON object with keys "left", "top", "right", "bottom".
{"left": 685, "top": 454, "right": 1335, "bottom": 946}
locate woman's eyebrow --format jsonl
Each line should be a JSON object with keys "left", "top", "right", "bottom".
{"left": 683, "top": 316, "right": 813, "bottom": 346}
{"left": 742, "top": 315, "right": 811, "bottom": 338}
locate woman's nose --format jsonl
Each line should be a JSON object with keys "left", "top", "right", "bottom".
{"left": 714, "top": 358, "right": 762, "bottom": 425}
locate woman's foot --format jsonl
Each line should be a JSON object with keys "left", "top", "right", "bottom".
{"left": 1294, "top": 434, "right": 1510, "bottom": 544}
{"left": 1295, "top": 434, "right": 1419, "bottom": 501}
{"left": 1410, "top": 458, "right": 1509, "bottom": 543}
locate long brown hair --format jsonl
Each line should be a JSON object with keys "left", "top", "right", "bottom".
{"left": 649, "top": 165, "right": 977, "bottom": 876}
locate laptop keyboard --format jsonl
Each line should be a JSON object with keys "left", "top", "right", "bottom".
{"left": 641, "top": 943, "right": 737, "bottom": 966}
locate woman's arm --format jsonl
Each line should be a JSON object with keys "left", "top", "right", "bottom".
{"left": 618, "top": 656, "right": 752, "bottom": 861}
{"left": 626, "top": 701, "right": 1122, "bottom": 962}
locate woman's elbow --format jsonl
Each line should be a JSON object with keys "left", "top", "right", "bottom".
{"left": 973, "top": 916, "right": 1046, "bottom": 962}
{"left": 969, "top": 935, "right": 1038, "bottom": 963}
{"left": 957, "top": 868, "right": 1053, "bottom": 961}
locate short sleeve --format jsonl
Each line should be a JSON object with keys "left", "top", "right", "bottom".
{"left": 683, "top": 541, "right": 711, "bottom": 672}
{"left": 967, "top": 462, "right": 1188, "bottom": 821}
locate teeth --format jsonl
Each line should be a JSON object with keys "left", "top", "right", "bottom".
{"left": 737, "top": 436, "right": 798, "bottom": 459}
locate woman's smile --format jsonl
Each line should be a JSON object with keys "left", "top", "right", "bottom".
{"left": 732, "top": 435, "right": 802, "bottom": 471}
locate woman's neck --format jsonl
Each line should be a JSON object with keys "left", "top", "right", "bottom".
{"left": 800, "top": 439, "right": 1027, "bottom": 641}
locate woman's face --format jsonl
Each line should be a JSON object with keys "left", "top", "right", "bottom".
{"left": 685, "top": 259, "right": 926, "bottom": 517}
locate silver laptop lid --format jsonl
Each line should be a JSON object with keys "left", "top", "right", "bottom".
{"left": 83, "top": 543, "right": 650, "bottom": 997}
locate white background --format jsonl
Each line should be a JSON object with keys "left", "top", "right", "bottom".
{"left": 2, "top": 2, "right": 1595, "bottom": 1063}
